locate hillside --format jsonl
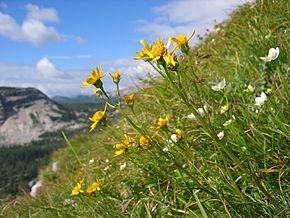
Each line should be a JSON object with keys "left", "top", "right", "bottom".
{"left": 1, "top": 0, "right": 289, "bottom": 217}
{"left": 0, "top": 87, "right": 82, "bottom": 146}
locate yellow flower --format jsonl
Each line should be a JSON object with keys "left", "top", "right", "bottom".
{"left": 150, "top": 39, "right": 166, "bottom": 61}
{"left": 110, "top": 71, "right": 121, "bottom": 83}
{"left": 81, "top": 65, "right": 106, "bottom": 88}
{"left": 71, "top": 183, "right": 84, "bottom": 196}
{"left": 153, "top": 114, "right": 169, "bottom": 129}
{"left": 114, "top": 149, "right": 125, "bottom": 157}
{"left": 139, "top": 136, "right": 149, "bottom": 146}
{"left": 89, "top": 104, "right": 107, "bottom": 131}
{"left": 86, "top": 180, "right": 101, "bottom": 195}
{"left": 114, "top": 134, "right": 134, "bottom": 157}
{"left": 171, "top": 31, "right": 195, "bottom": 53}
{"left": 175, "top": 129, "right": 183, "bottom": 140}
{"left": 163, "top": 52, "right": 176, "bottom": 67}
{"left": 79, "top": 178, "right": 85, "bottom": 185}
{"left": 220, "top": 104, "right": 229, "bottom": 114}
{"left": 134, "top": 39, "right": 153, "bottom": 61}
{"left": 122, "top": 93, "right": 134, "bottom": 105}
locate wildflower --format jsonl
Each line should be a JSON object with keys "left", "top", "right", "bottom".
{"left": 89, "top": 159, "right": 94, "bottom": 164}
{"left": 217, "top": 131, "right": 224, "bottom": 140}
{"left": 153, "top": 114, "right": 169, "bottom": 129}
{"left": 223, "top": 119, "right": 232, "bottom": 126}
{"left": 244, "top": 84, "right": 255, "bottom": 93}
{"left": 134, "top": 39, "right": 153, "bottom": 61}
{"left": 86, "top": 180, "right": 101, "bottom": 195}
{"left": 197, "top": 103, "right": 208, "bottom": 117}
{"left": 71, "top": 182, "right": 84, "bottom": 196}
{"left": 139, "top": 136, "right": 149, "bottom": 146}
{"left": 175, "top": 129, "right": 183, "bottom": 141}
{"left": 163, "top": 52, "right": 177, "bottom": 67}
{"left": 150, "top": 39, "right": 167, "bottom": 62}
{"left": 163, "top": 147, "right": 169, "bottom": 152}
{"left": 120, "top": 162, "right": 127, "bottom": 170}
{"left": 110, "top": 71, "right": 121, "bottom": 84}
{"left": 220, "top": 104, "right": 229, "bottom": 114}
{"left": 134, "top": 38, "right": 175, "bottom": 66}
{"left": 81, "top": 65, "right": 106, "bottom": 88}
{"left": 266, "top": 88, "right": 272, "bottom": 94}
{"left": 114, "top": 134, "right": 134, "bottom": 156}
{"left": 122, "top": 93, "right": 134, "bottom": 105}
{"left": 187, "top": 103, "right": 209, "bottom": 121}
{"left": 259, "top": 47, "right": 279, "bottom": 62}
{"left": 79, "top": 178, "right": 85, "bottom": 185}
{"left": 255, "top": 92, "right": 267, "bottom": 106}
{"left": 171, "top": 31, "right": 195, "bottom": 53}
{"left": 212, "top": 78, "right": 226, "bottom": 91}
{"left": 89, "top": 104, "right": 107, "bottom": 131}
{"left": 187, "top": 113, "right": 196, "bottom": 121}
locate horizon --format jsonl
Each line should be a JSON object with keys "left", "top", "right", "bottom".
{"left": 0, "top": 0, "right": 250, "bottom": 97}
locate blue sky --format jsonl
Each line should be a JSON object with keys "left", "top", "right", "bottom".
{"left": 0, "top": 0, "right": 249, "bottom": 96}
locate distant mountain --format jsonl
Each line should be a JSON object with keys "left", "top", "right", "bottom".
{"left": 0, "top": 87, "right": 84, "bottom": 147}
{"left": 52, "top": 95, "right": 101, "bottom": 104}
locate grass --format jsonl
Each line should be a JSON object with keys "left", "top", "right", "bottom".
{"left": 1, "top": 0, "right": 289, "bottom": 217}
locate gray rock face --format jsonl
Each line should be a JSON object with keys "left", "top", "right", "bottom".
{"left": 0, "top": 87, "right": 82, "bottom": 146}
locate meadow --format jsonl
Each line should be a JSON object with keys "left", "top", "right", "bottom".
{"left": 1, "top": 0, "right": 289, "bottom": 217}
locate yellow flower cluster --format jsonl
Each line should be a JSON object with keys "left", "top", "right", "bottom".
{"left": 134, "top": 31, "right": 195, "bottom": 66}
{"left": 114, "top": 134, "right": 135, "bottom": 156}
{"left": 71, "top": 178, "right": 101, "bottom": 196}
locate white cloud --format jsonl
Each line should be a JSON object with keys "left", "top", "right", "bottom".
{"left": 26, "top": 4, "right": 59, "bottom": 22}
{"left": 36, "top": 57, "right": 64, "bottom": 78}
{"left": 137, "top": 0, "right": 252, "bottom": 41}
{"left": 0, "top": 3, "right": 81, "bottom": 45}
{"left": 0, "top": 58, "right": 92, "bottom": 97}
{"left": 0, "top": 12, "right": 23, "bottom": 40}
{"left": 0, "top": 57, "right": 159, "bottom": 97}
{"left": 22, "top": 19, "right": 61, "bottom": 45}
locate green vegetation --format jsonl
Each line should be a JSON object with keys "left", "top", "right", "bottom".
{"left": 1, "top": 0, "right": 289, "bottom": 217}
{"left": 0, "top": 139, "right": 63, "bottom": 198}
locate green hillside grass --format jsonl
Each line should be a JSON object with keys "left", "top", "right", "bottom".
{"left": 1, "top": 0, "right": 289, "bottom": 217}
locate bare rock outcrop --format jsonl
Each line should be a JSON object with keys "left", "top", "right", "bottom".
{"left": 0, "top": 87, "right": 82, "bottom": 146}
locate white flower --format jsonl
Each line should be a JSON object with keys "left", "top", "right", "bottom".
{"left": 259, "top": 47, "right": 279, "bottom": 62}
{"left": 211, "top": 78, "right": 226, "bottom": 91}
{"left": 89, "top": 159, "right": 94, "bottom": 164}
{"left": 120, "top": 162, "right": 126, "bottom": 170}
{"left": 217, "top": 131, "right": 224, "bottom": 140}
{"left": 170, "top": 134, "right": 178, "bottom": 143}
{"left": 162, "top": 147, "right": 169, "bottom": 152}
{"left": 187, "top": 103, "right": 209, "bottom": 121}
{"left": 255, "top": 92, "right": 267, "bottom": 106}
{"left": 105, "top": 159, "right": 109, "bottom": 163}
{"left": 187, "top": 113, "right": 196, "bottom": 121}
{"left": 244, "top": 84, "right": 255, "bottom": 93}
{"left": 223, "top": 119, "right": 232, "bottom": 126}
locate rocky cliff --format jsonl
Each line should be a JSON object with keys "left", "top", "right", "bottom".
{"left": 0, "top": 87, "right": 83, "bottom": 146}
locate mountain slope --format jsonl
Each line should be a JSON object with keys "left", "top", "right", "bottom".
{"left": 0, "top": 87, "right": 81, "bottom": 146}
